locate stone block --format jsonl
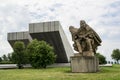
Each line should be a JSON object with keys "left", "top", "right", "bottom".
{"left": 70, "top": 56, "right": 99, "bottom": 73}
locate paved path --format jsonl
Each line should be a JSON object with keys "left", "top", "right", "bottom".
{"left": 0, "top": 63, "right": 70, "bottom": 69}
{"left": 0, "top": 64, "right": 31, "bottom": 69}
{"left": 0, "top": 64, "right": 17, "bottom": 69}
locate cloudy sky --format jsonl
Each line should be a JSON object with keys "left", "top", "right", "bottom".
{"left": 0, "top": 0, "right": 120, "bottom": 61}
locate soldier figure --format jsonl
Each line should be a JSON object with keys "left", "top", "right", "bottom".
{"left": 69, "top": 20, "right": 102, "bottom": 56}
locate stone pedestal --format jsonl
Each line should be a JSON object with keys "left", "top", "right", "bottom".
{"left": 70, "top": 56, "right": 99, "bottom": 73}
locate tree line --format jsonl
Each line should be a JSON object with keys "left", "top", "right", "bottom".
{"left": 0, "top": 39, "right": 56, "bottom": 69}
{"left": 95, "top": 49, "right": 120, "bottom": 64}
{"left": 0, "top": 53, "right": 13, "bottom": 63}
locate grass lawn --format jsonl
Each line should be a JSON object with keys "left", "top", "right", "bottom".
{"left": 0, "top": 64, "right": 120, "bottom": 80}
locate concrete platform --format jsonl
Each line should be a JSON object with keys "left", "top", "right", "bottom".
{"left": 70, "top": 56, "right": 99, "bottom": 73}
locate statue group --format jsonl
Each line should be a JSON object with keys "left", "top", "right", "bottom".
{"left": 69, "top": 20, "right": 102, "bottom": 56}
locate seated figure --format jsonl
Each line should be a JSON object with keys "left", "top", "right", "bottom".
{"left": 69, "top": 20, "right": 102, "bottom": 56}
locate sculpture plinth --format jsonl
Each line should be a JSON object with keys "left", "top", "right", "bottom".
{"left": 69, "top": 20, "right": 102, "bottom": 73}
{"left": 74, "top": 51, "right": 94, "bottom": 56}
{"left": 70, "top": 56, "right": 99, "bottom": 73}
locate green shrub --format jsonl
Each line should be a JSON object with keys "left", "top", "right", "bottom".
{"left": 12, "top": 41, "right": 27, "bottom": 69}
{"left": 96, "top": 53, "right": 107, "bottom": 64}
{"left": 111, "top": 49, "right": 120, "bottom": 64}
{"left": 0, "top": 57, "right": 2, "bottom": 62}
{"left": 27, "top": 39, "right": 56, "bottom": 68}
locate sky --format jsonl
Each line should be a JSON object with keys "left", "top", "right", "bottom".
{"left": 0, "top": 0, "right": 120, "bottom": 61}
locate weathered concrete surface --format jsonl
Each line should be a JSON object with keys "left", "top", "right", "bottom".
{"left": 0, "top": 64, "right": 17, "bottom": 69}
{"left": 70, "top": 56, "right": 99, "bottom": 72}
{"left": 29, "top": 21, "right": 73, "bottom": 63}
{"left": 7, "top": 31, "right": 32, "bottom": 47}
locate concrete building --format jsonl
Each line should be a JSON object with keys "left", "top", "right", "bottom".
{"left": 7, "top": 21, "right": 73, "bottom": 63}
{"left": 7, "top": 31, "right": 32, "bottom": 47}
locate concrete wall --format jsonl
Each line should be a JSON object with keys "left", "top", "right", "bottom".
{"left": 59, "top": 23, "right": 74, "bottom": 61}
{"left": 29, "top": 21, "right": 59, "bottom": 33}
{"left": 7, "top": 31, "right": 32, "bottom": 47}
{"left": 7, "top": 31, "right": 32, "bottom": 40}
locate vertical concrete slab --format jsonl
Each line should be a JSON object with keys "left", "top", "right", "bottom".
{"left": 39, "top": 23, "right": 44, "bottom": 32}
{"left": 23, "top": 32, "right": 28, "bottom": 39}
{"left": 29, "top": 23, "right": 34, "bottom": 33}
{"left": 54, "top": 21, "right": 59, "bottom": 31}
{"left": 7, "top": 33, "right": 12, "bottom": 40}
{"left": 34, "top": 23, "right": 43, "bottom": 33}
{"left": 44, "top": 22, "right": 49, "bottom": 32}
{"left": 59, "top": 24, "right": 74, "bottom": 61}
{"left": 34, "top": 23, "right": 39, "bottom": 33}
{"left": 47, "top": 22, "right": 51, "bottom": 32}
{"left": 29, "top": 23, "right": 44, "bottom": 33}
{"left": 50, "top": 21, "right": 55, "bottom": 31}
{"left": 17, "top": 32, "right": 23, "bottom": 40}
{"left": 12, "top": 33, "right": 17, "bottom": 40}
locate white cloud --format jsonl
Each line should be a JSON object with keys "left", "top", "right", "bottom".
{"left": 0, "top": 0, "right": 120, "bottom": 61}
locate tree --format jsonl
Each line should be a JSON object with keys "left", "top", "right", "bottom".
{"left": 7, "top": 53, "right": 12, "bottom": 61}
{"left": 111, "top": 61, "right": 113, "bottom": 64}
{"left": 12, "top": 41, "right": 27, "bottom": 69}
{"left": 114, "top": 62, "right": 117, "bottom": 64}
{"left": 2, "top": 54, "right": 8, "bottom": 61}
{"left": 27, "top": 39, "right": 56, "bottom": 68}
{"left": 108, "top": 61, "right": 111, "bottom": 64}
{"left": 0, "top": 57, "right": 2, "bottom": 62}
{"left": 111, "top": 49, "right": 120, "bottom": 64}
{"left": 95, "top": 53, "right": 107, "bottom": 64}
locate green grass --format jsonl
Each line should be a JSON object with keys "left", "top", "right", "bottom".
{"left": 0, "top": 65, "right": 120, "bottom": 80}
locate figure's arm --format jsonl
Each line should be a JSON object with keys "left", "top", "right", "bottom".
{"left": 81, "top": 30, "right": 94, "bottom": 39}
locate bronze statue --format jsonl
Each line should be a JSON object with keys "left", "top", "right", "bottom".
{"left": 69, "top": 20, "right": 102, "bottom": 56}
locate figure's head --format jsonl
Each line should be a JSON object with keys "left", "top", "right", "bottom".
{"left": 80, "top": 20, "right": 86, "bottom": 28}
{"left": 69, "top": 26, "right": 74, "bottom": 31}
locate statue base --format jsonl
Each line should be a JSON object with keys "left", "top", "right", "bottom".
{"left": 70, "top": 56, "right": 99, "bottom": 73}
{"left": 74, "top": 50, "right": 94, "bottom": 56}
